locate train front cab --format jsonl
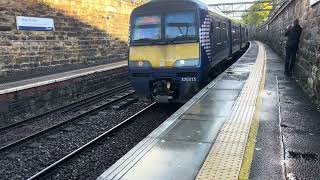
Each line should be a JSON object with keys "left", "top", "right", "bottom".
{"left": 128, "top": 1, "right": 206, "bottom": 103}
{"left": 129, "top": 45, "right": 202, "bottom": 103}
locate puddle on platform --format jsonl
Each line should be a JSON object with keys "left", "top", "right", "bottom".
{"left": 282, "top": 100, "right": 294, "bottom": 104}
{"left": 287, "top": 151, "right": 318, "bottom": 161}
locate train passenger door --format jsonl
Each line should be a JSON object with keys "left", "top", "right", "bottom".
{"left": 227, "top": 20, "right": 232, "bottom": 56}
{"left": 220, "top": 21, "right": 229, "bottom": 60}
{"left": 211, "top": 19, "right": 228, "bottom": 66}
{"left": 240, "top": 25, "right": 243, "bottom": 48}
{"left": 246, "top": 28, "right": 249, "bottom": 42}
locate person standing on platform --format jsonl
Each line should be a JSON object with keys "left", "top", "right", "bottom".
{"left": 284, "top": 19, "right": 302, "bottom": 76}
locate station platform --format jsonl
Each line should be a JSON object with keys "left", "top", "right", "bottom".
{"left": 97, "top": 41, "right": 320, "bottom": 180}
{"left": 0, "top": 61, "right": 127, "bottom": 95}
{"left": 0, "top": 61, "right": 127, "bottom": 120}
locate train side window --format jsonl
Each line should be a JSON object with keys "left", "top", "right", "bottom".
{"left": 235, "top": 26, "right": 239, "bottom": 40}
{"left": 210, "top": 22, "right": 214, "bottom": 45}
{"left": 241, "top": 28, "right": 245, "bottom": 38}
{"left": 232, "top": 26, "right": 236, "bottom": 41}
{"left": 222, "top": 23, "right": 227, "bottom": 42}
{"left": 216, "top": 22, "right": 221, "bottom": 29}
{"left": 216, "top": 22, "right": 221, "bottom": 44}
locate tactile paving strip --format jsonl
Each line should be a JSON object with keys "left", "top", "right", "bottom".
{"left": 196, "top": 41, "right": 266, "bottom": 180}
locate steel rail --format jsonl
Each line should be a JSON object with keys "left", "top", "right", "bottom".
{"left": 27, "top": 103, "right": 157, "bottom": 180}
{"left": 0, "top": 83, "right": 132, "bottom": 132}
{"left": 0, "top": 88, "right": 135, "bottom": 153}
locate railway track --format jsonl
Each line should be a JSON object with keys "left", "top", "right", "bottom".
{"left": 0, "top": 82, "right": 132, "bottom": 132}
{"left": 27, "top": 103, "right": 156, "bottom": 180}
{"left": 0, "top": 88, "right": 153, "bottom": 180}
{"left": 0, "top": 83, "right": 135, "bottom": 151}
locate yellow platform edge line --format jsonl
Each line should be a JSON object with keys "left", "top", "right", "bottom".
{"left": 238, "top": 45, "right": 267, "bottom": 180}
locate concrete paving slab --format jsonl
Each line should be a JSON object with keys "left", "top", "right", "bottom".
{"left": 162, "top": 118, "right": 226, "bottom": 143}
{"left": 186, "top": 101, "right": 234, "bottom": 117}
{"left": 205, "top": 90, "right": 241, "bottom": 101}
{"left": 214, "top": 80, "right": 245, "bottom": 90}
{"left": 228, "top": 66, "right": 252, "bottom": 73}
{"left": 181, "top": 114, "right": 222, "bottom": 121}
{"left": 118, "top": 140, "right": 211, "bottom": 180}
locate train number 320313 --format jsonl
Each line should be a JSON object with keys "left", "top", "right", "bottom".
{"left": 181, "top": 77, "right": 197, "bottom": 82}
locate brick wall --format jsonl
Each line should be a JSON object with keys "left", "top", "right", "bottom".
{"left": 257, "top": 0, "right": 320, "bottom": 105}
{"left": 0, "top": 0, "right": 145, "bottom": 82}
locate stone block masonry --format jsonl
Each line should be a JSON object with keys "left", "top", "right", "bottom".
{"left": 0, "top": 0, "right": 146, "bottom": 83}
{"left": 0, "top": 66, "right": 128, "bottom": 121}
{"left": 256, "top": 0, "right": 320, "bottom": 105}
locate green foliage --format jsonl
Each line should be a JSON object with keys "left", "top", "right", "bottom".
{"left": 242, "top": 2, "right": 273, "bottom": 26}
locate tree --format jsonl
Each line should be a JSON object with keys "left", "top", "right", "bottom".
{"left": 242, "top": 2, "right": 273, "bottom": 26}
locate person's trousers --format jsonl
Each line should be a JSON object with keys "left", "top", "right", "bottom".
{"left": 285, "top": 47, "right": 297, "bottom": 74}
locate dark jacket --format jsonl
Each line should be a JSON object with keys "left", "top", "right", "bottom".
{"left": 285, "top": 25, "right": 302, "bottom": 50}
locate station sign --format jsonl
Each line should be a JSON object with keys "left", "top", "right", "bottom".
{"left": 16, "top": 16, "right": 55, "bottom": 31}
{"left": 310, "top": 0, "right": 320, "bottom": 6}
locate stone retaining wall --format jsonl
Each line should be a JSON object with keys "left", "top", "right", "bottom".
{"left": 0, "top": 66, "right": 128, "bottom": 120}
{"left": 0, "top": 0, "right": 145, "bottom": 82}
{"left": 256, "top": 0, "right": 320, "bottom": 105}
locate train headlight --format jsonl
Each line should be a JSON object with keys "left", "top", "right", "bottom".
{"left": 129, "top": 60, "right": 151, "bottom": 68}
{"left": 174, "top": 59, "right": 200, "bottom": 67}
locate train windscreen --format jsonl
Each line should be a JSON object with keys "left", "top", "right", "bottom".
{"left": 131, "top": 11, "right": 198, "bottom": 44}
{"left": 165, "top": 12, "right": 196, "bottom": 39}
{"left": 133, "top": 15, "right": 161, "bottom": 41}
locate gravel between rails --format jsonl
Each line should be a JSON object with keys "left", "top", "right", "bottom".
{"left": 0, "top": 99, "right": 153, "bottom": 180}
{"left": 0, "top": 79, "right": 130, "bottom": 128}
{"left": 44, "top": 103, "right": 181, "bottom": 180}
{"left": 0, "top": 87, "right": 134, "bottom": 148}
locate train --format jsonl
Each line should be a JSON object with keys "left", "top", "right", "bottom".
{"left": 128, "top": 0, "right": 249, "bottom": 103}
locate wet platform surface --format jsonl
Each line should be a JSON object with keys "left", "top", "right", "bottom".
{"left": 98, "top": 41, "right": 320, "bottom": 180}
{"left": 0, "top": 61, "right": 127, "bottom": 95}
{"left": 250, "top": 45, "right": 320, "bottom": 180}
{"left": 98, "top": 42, "right": 260, "bottom": 180}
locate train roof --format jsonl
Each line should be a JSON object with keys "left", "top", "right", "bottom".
{"left": 132, "top": 0, "right": 244, "bottom": 26}
{"left": 132, "top": 0, "right": 208, "bottom": 14}
{"left": 147, "top": 0, "right": 208, "bottom": 9}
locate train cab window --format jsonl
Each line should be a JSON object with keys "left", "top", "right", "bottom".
{"left": 133, "top": 15, "right": 161, "bottom": 41}
{"left": 165, "top": 12, "right": 196, "bottom": 39}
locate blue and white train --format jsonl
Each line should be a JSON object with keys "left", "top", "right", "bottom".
{"left": 128, "top": 0, "right": 248, "bottom": 102}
